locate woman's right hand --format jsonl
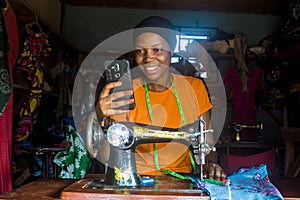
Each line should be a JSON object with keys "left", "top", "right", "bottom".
{"left": 97, "top": 81, "right": 134, "bottom": 117}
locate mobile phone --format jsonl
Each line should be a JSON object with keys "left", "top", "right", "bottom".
{"left": 104, "top": 59, "right": 135, "bottom": 110}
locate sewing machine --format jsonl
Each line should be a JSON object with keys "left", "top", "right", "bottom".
{"left": 228, "top": 122, "right": 263, "bottom": 142}
{"left": 60, "top": 114, "right": 215, "bottom": 199}
{"left": 85, "top": 113, "right": 215, "bottom": 187}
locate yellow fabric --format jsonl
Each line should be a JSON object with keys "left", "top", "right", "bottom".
{"left": 112, "top": 73, "right": 212, "bottom": 175}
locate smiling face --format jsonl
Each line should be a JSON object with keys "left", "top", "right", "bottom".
{"left": 134, "top": 32, "right": 173, "bottom": 88}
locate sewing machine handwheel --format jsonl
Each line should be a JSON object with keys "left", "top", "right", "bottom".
{"left": 106, "top": 123, "right": 135, "bottom": 150}
{"left": 86, "top": 112, "right": 105, "bottom": 158}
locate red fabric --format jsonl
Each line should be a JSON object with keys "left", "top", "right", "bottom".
{"left": 0, "top": 6, "right": 19, "bottom": 194}
{"left": 223, "top": 66, "right": 264, "bottom": 140}
{"left": 222, "top": 148, "right": 275, "bottom": 175}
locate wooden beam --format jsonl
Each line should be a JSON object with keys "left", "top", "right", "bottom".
{"left": 59, "top": 0, "right": 286, "bottom": 16}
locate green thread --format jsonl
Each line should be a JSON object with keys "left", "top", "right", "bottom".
{"left": 160, "top": 169, "right": 191, "bottom": 180}
{"left": 144, "top": 81, "right": 154, "bottom": 124}
{"left": 204, "top": 178, "right": 226, "bottom": 186}
{"left": 153, "top": 143, "right": 160, "bottom": 170}
{"left": 170, "top": 77, "right": 186, "bottom": 125}
{"left": 189, "top": 150, "right": 197, "bottom": 173}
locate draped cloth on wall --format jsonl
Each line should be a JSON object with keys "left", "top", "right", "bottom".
{"left": 223, "top": 66, "right": 264, "bottom": 140}
{"left": 15, "top": 21, "right": 51, "bottom": 144}
{"left": 0, "top": 4, "right": 19, "bottom": 194}
{"left": 0, "top": 9, "right": 10, "bottom": 115}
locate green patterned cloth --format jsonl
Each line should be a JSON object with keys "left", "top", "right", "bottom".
{"left": 0, "top": 11, "right": 11, "bottom": 116}
{"left": 54, "top": 125, "right": 91, "bottom": 179}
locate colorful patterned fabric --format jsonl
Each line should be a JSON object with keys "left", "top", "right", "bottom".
{"left": 202, "top": 164, "right": 283, "bottom": 200}
{"left": 15, "top": 23, "right": 51, "bottom": 142}
{"left": 53, "top": 125, "right": 91, "bottom": 179}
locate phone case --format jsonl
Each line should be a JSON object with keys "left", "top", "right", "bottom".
{"left": 104, "top": 59, "right": 135, "bottom": 110}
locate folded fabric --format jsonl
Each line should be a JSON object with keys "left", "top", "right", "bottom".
{"left": 203, "top": 164, "right": 283, "bottom": 200}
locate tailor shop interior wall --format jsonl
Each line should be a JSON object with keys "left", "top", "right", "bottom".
{"left": 62, "top": 7, "right": 283, "bottom": 52}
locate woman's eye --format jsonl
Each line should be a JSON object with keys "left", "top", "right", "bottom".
{"left": 136, "top": 49, "right": 145, "bottom": 54}
{"left": 153, "top": 48, "right": 162, "bottom": 53}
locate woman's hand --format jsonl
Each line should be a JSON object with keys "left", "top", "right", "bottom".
{"left": 206, "top": 162, "right": 227, "bottom": 182}
{"left": 97, "top": 81, "right": 134, "bottom": 116}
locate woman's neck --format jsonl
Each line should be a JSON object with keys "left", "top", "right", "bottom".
{"left": 147, "top": 83, "right": 169, "bottom": 92}
{"left": 146, "top": 74, "right": 172, "bottom": 92}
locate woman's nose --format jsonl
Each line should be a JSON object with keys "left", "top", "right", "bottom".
{"left": 143, "top": 49, "right": 154, "bottom": 62}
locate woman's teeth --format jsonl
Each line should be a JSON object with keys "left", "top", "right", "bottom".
{"left": 145, "top": 66, "right": 158, "bottom": 71}
{"left": 145, "top": 65, "right": 158, "bottom": 72}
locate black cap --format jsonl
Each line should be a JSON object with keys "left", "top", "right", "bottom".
{"left": 133, "top": 16, "right": 177, "bottom": 50}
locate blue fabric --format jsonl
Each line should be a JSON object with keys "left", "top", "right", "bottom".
{"left": 202, "top": 164, "right": 283, "bottom": 200}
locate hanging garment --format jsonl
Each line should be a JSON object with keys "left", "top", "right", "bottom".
{"left": 233, "top": 33, "right": 249, "bottom": 93}
{"left": 0, "top": 4, "right": 19, "bottom": 194}
{"left": 223, "top": 65, "right": 264, "bottom": 140}
{"left": 15, "top": 23, "right": 51, "bottom": 143}
{"left": 0, "top": 10, "right": 10, "bottom": 195}
{"left": 0, "top": 9, "right": 10, "bottom": 115}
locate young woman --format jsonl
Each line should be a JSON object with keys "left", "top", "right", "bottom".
{"left": 98, "top": 16, "right": 225, "bottom": 180}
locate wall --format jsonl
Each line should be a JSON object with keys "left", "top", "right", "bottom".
{"left": 22, "top": 0, "right": 61, "bottom": 35}
{"left": 63, "top": 7, "right": 284, "bottom": 52}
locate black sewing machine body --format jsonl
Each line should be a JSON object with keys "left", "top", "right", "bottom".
{"left": 228, "top": 122, "right": 263, "bottom": 142}
{"left": 104, "top": 122, "right": 194, "bottom": 186}
{"left": 102, "top": 121, "right": 214, "bottom": 187}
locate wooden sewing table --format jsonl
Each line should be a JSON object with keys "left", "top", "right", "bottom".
{"left": 0, "top": 174, "right": 300, "bottom": 199}
{"left": 61, "top": 174, "right": 209, "bottom": 199}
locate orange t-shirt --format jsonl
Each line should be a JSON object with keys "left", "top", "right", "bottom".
{"left": 112, "top": 73, "right": 212, "bottom": 175}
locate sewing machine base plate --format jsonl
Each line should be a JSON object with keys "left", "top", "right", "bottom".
{"left": 61, "top": 174, "right": 209, "bottom": 199}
